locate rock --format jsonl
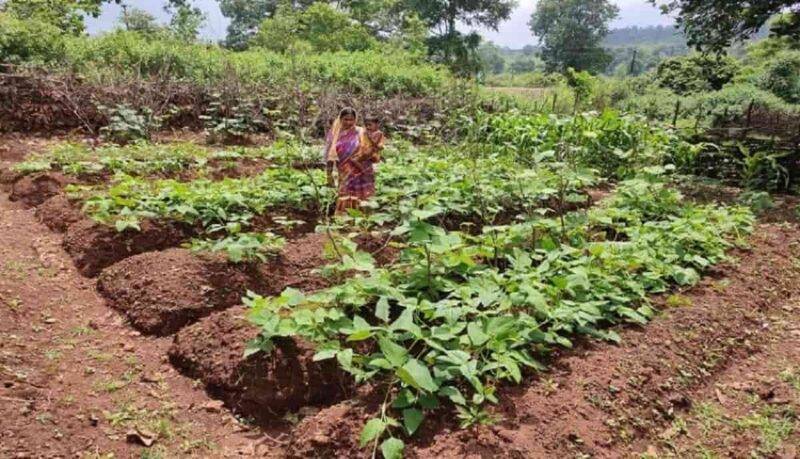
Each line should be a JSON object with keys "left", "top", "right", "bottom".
{"left": 202, "top": 400, "right": 225, "bottom": 413}
{"left": 126, "top": 429, "right": 156, "bottom": 447}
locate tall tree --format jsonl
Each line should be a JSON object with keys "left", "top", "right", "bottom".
{"left": 165, "top": 0, "right": 206, "bottom": 42}
{"left": 119, "top": 5, "right": 160, "bottom": 34}
{"left": 217, "top": 0, "right": 321, "bottom": 49}
{"left": 651, "top": 0, "right": 799, "bottom": 53}
{"left": 405, "top": 0, "right": 515, "bottom": 74}
{"left": 477, "top": 41, "right": 506, "bottom": 75}
{"left": 529, "top": 0, "right": 618, "bottom": 74}
{"left": 1, "top": 0, "right": 119, "bottom": 35}
{"left": 252, "top": 2, "right": 375, "bottom": 52}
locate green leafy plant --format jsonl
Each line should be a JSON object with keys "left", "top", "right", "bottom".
{"left": 190, "top": 232, "right": 286, "bottom": 262}
{"left": 201, "top": 95, "right": 264, "bottom": 144}
{"left": 99, "top": 104, "right": 161, "bottom": 145}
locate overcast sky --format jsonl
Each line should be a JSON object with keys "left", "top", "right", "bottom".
{"left": 86, "top": 0, "right": 676, "bottom": 49}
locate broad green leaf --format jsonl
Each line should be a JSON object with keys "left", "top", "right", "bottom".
{"left": 378, "top": 336, "right": 409, "bottom": 367}
{"left": 402, "top": 408, "right": 424, "bottom": 435}
{"left": 397, "top": 359, "right": 439, "bottom": 392}
{"left": 467, "top": 322, "right": 489, "bottom": 347}
{"left": 359, "top": 418, "right": 385, "bottom": 447}
{"left": 380, "top": 438, "right": 404, "bottom": 459}
{"left": 375, "top": 297, "right": 391, "bottom": 322}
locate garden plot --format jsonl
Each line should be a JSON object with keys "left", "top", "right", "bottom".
{"left": 5, "top": 111, "right": 789, "bottom": 459}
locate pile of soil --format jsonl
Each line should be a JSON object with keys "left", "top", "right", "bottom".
{"left": 287, "top": 401, "right": 376, "bottom": 458}
{"left": 258, "top": 232, "right": 337, "bottom": 292}
{"left": 0, "top": 167, "right": 22, "bottom": 191}
{"left": 63, "top": 219, "right": 188, "bottom": 277}
{"left": 168, "top": 306, "right": 350, "bottom": 424}
{"left": 97, "top": 249, "right": 258, "bottom": 336}
{"left": 9, "top": 172, "right": 70, "bottom": 207}
{"left": 34, "top": 194, "right": 84, "bottom": 232}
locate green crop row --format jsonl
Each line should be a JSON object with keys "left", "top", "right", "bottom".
{"left": 466, "top": 109, "right": 696, "bottom": 180}
{"left": 246, "top": 176, "right": 753, "bottom": 456}
{"left": 13, "top": 141, "right": 321, "bottom": 179}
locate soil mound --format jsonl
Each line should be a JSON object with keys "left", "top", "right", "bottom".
{"left": 260, "top": 232, "right": 336, "bottom": 292}
{"left": 98, "top": 249, "right": 256, "bottom": 336}
{"left": 63, "top": 219, "right": 187, "bottom": 277}
{"left": 0, "top": 167, "right": 22, "bottom": 191}
{"left": 34, "top": 194, "right": 84, "bottom": 232}
{"left": 9, "top": 172, "right": 69, "bottom": 207}
{"left": 169, "top": 306, "right": 349, "bottom": 423}
{"left": 287, "top": 401, "right": 374, "bottom": 459}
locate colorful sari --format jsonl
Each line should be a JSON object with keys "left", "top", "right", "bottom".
{"left": 323, "top": 127, "right": 376, "bottom": 213}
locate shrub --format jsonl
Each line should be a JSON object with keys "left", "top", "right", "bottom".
{"left": 565, "top": 68, "right": 596, "bottom": 103}
{"left": 699, "top": 83, "right": 797, "bottom": 124}
{"left": 655, "top": 54, "right": 740, "bottom": 95}
{"left": 0, "top": 12, "right": 65, "bottom": 64}
{"left": 758, "top": 51, "right": 800, "bottom": 104}
{"left": 99, "top": 104, "right": 161, "bottom": 145}
{"left": 252, "top": 2, "right": 377, "bottom": 53}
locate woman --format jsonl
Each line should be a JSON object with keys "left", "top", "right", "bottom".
{"left": 324, "top": 107, "right": 378, "bottom": 213}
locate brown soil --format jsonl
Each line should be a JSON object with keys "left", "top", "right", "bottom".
{"left": 63, "top": 219, "right": 190, "bottom": 277}
{"left": 9, "top": 172, "right": 71, "bottom": 207}
{"left": 207, "top": 157, "right": 271, "bottom": 181}
{"left": 260, "top": 232, "right": 336, "bottom": 292}
{"left": 97, "top": 249, "right": 258, "bottom": 336}
{"left": 35, "top": 194, "right": 84, "bottom": 232}
{"left": 95, "top": 232, "right": 347, "bottom": 338}
{"left": 634, "top": 299, "right": 800, "bottom": 458}
{"left": 0, "top": 193, "right": 264, "bottom": 458}
{"left": 168, "top": 306, "right": 350, "bottom": 425}
{"left": 287, "top": 400, "right": 378, "bottom": 458}
{"left": 0, "top": 166, "right": 22, "bottom": 191}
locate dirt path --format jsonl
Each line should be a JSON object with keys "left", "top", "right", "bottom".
{"left": 0, "top": 193, "right": 278, "bottom": 458}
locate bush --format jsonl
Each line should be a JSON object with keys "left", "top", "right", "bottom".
{"left": 699, "top": 83, "right": 797, "bottom": 123}
{"left": 252, "top": 2, "right": 376, "bottom": 53}
{"left": 758, "top": 51, "right": 800, "bottom": 104}
{"left": 99, "top": 104, "right": 161, "bottom": 144}
{"left": 57, "top": 31, "right": 451, "bottom": 98}
{"left": 565, "top": 68, "right": 596, "bottom": 103}
{"left": 655, "top": 54, "right": 740, "bottom": 95}
{"left": 0, "top": 12, "right": 65, "bottom": 64}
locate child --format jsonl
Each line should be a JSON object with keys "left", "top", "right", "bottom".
{"left": 359, "top": 116, "right": 385, "bottom": 163}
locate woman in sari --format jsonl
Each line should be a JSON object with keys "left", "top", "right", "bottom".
{"left": 324, "top": 107, "right": 378, "bottom": 213}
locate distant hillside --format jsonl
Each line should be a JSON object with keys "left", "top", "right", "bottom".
{"left": 604, "top": 25, "right": 685, "bottom": 48}
{"left": 604, "top": 24, "right": 771, "bottom": 49}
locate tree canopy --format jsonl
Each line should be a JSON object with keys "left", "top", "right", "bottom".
{"left": 0, "top": 0, "right": 118, "bottom": 35}
{"left": 529, "top": 0, "right": 619, "bottom": 74}
{"left": 252, "top": 2, "right": 375, "bottom": 53}
{"left": 651, "top": 0, "right": 800, "bottom": 53}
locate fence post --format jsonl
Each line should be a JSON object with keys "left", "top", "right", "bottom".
{"left": 551, "top": 92, "right": 558, "bottom": 113}
{"left": 745, "top": 99, "right": 755, "bottom": 129}
{"left": 694, "top": 102, "right": 703, "bottom": 134}
{"left": 672, "top": 99, "right": 681, "bottom": 127}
